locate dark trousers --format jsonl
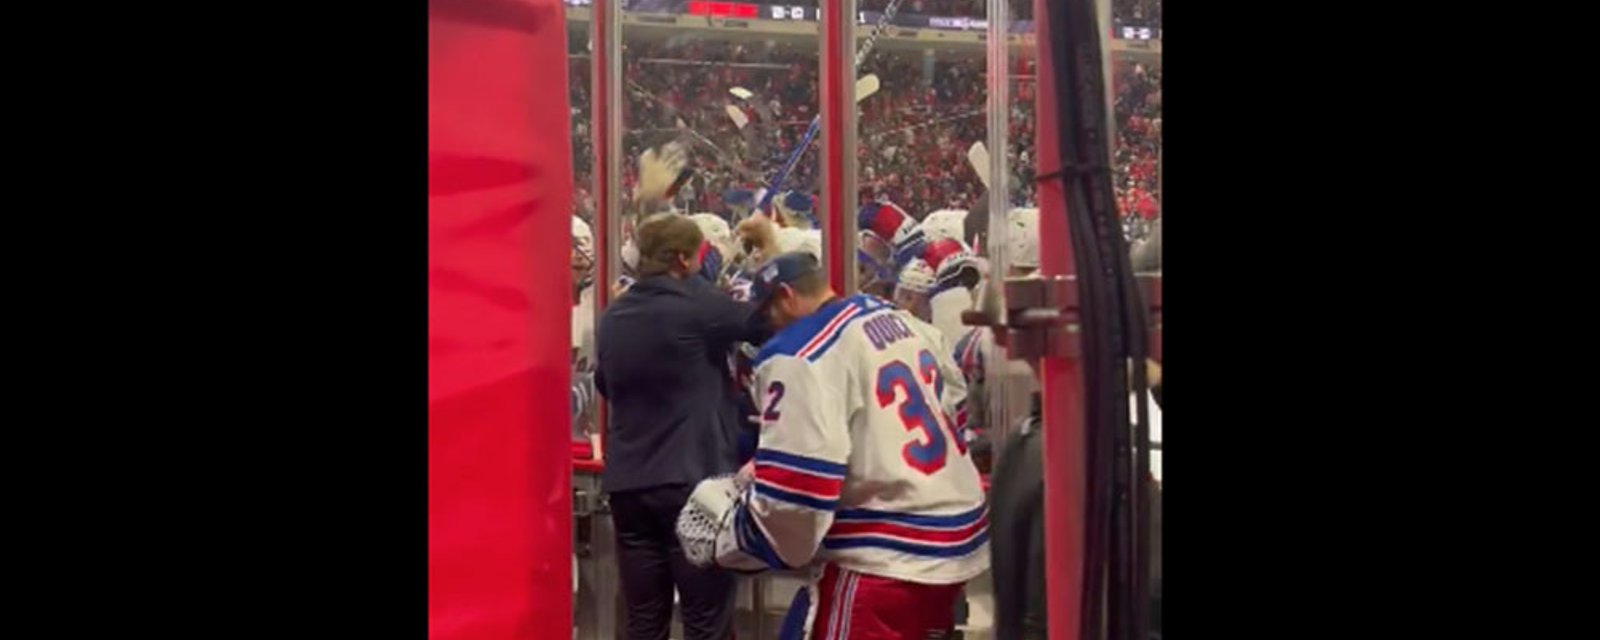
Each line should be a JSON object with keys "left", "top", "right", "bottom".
{"left": 611, "top": 484, "right": 736, "bottom": 640}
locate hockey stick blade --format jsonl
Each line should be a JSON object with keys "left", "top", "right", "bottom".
{"left": 725, "top": 104, "right": 750, "bottom": 130}
{"left": 855, "top": 73, "right": 880, "bottom": 103}
{"left": 967, "top": 141, "right": 991, "bottom": 190}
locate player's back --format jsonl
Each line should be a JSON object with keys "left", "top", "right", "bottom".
{"left": 818, "top": 295, "right": 989, "bottom": 584}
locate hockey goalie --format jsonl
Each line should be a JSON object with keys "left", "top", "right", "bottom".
{"left": 677, "top": 251, "right": 989, "bottom": 639}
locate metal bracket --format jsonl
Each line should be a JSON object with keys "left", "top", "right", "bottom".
{"left": 962, "top": 275, "right": 1082, "bottom": 364}
{"left": 963, "top": 274, "right": 1162, "bottom": 365}
{"left": 1005, "top": 276, "right": 1081, "bottom": 360}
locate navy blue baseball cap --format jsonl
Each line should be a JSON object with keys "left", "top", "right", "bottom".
{"left": 748, "top": 251, "right": 821, "bottom": 311}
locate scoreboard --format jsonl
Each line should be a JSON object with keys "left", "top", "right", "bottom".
{"left": 1119, "top": 26, "right": 1158, "bottom": 41}
{"left": 686, "top": 3, "right": 821, "bottom": 21}
{"left": 761, "top": 4, "right": 821, "bottom": 21}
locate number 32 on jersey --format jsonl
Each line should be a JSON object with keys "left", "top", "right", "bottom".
{"left": 760, "top": 349, "right": 966, "bottom": 476}
{"left": 875, "top": 349, "right": 966, "bottom": 474}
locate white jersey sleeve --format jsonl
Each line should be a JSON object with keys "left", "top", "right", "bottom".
{"left": 717, "top": 351, "right": 851, "bottom": 571}
{"left": 722, "top": 295, "right": 988, "bottom": 584}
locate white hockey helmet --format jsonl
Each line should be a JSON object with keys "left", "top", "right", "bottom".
{"left": 921, "top": 208, "right": 969, "bottom": 245}
{"left": 896, "top": 257, "right": 937, "bottom": 295}
{"left": 893, "top": 258, "right": 936, "bottom": 320}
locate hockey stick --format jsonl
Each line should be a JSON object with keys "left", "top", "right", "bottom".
{"left": 967, "top": 141, "right": 992, "bottom": 191}
{"left": 627, "top": 79, "right": 766, "bottom": 184}
{"left": 750, "top": 74, "right": 880, "bottom": 214}
{"left": 749, "top": 0, "right": 907, "bottom": 217}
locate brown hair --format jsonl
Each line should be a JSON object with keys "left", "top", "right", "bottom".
{"left": 634, "top": 213, "right": 704, "bottom": 277}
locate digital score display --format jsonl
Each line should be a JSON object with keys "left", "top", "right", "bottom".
{"left": 761, "top": 4, "right": 821, "bottom": 21}
{"left": 687, "top": 1, "right": 761, "bottom": 19}
{"left": 1119, "top": 26, "right": 1158, "bottom": 41}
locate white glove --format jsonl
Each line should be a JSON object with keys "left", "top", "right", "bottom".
{"left": 677, "top": 475, "right": 740, "bottom": 568}
{"left": 636, "top": 142, "right": 688, "bottom": 204}
{"left": 675, "top": 474, "right": 768, "bottom": 573}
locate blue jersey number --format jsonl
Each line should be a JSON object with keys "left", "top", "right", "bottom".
{"left": 877, "top": 349, "right": 964, "bottom": 475}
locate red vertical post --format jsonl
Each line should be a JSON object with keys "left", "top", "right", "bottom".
{"left": 820, "top": 0, "right": 847, "bottom": 290}
{"left": 1033, "top": 0, "right": 1086, "bottom": 639}
{"left": 428, "top": 0, "right": 574, "bottom": 638}
{"left": 587, "top": 0, "right": 615, "bottom": 464}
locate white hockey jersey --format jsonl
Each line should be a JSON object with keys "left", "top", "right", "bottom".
{"left": 721, "top": 294, "right": 989, "bottom": 585}
{"left": 950, "top": 324, "right": 1038, "bottom": 441}
{"left": 927, "top": 287, "right": 973, "bottom": 355}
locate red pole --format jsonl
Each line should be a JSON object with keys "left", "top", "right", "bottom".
{"left": 1033, "top": 0, "right": 1086, "bottom": 638}
{"left": 428, "top": 0, "right": 575, "bottom": 638}
{"left": 587, "top": 0, "right": 613, "bottom": 465}
{"left": 820, "top": 0, "right": 847, "bottom": 290}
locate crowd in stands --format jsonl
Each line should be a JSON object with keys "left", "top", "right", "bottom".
{"left": 622, "top": 1, "right": 1161, "bottom": 34}
{"left": 568, "top": 35, "right": 1158, "bottom": 223}
{"left": 1113, "top": 60, "right": 1161, "bottom": 221}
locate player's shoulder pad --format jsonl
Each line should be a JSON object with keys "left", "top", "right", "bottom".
{"left": 753, "top": 294, "right": 890, "bottom": 368}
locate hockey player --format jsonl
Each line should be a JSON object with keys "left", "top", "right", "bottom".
{"left": 709, "top": 251, "right": 988, "bottom": 638}
{"left": 885, "top": 238, "right": 983, "bottom": 345}
{"left": 856, "top": 200, "right": 925, "bottom": 299}
{"left": 890, "top": 257, "right": 938, "bottom": 323}
{"left": 919, "top": 237, "right": 982, "bottom": 349}
{"left": 950, "top": 207, "right": 1040, "bottom": 448}
{"left": 951, "top": 208, "right": 1039, "bottom": 383}
{"left": 571, "top": 216, "right": 599, "bottom": 443}
{"left": 572, "top": 215, "right": 598, "bottom": 364}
